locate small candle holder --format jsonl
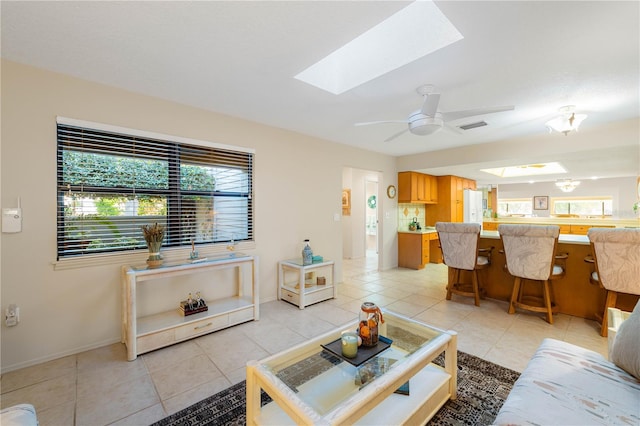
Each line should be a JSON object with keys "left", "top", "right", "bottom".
{"left": 341, "top": 331, "right": 359, "bottom": 359}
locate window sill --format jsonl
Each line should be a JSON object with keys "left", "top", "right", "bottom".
{"left": 52, "top": 242, "right": 256, "bottom": 271}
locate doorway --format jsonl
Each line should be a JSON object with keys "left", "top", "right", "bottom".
{"left": 342, "top": 167, "right": 380, "bottom": 276}
{"left": 365, "top": 179, "right": 378, "bottom": 256}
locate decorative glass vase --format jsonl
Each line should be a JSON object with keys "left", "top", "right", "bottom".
{"left": 302, "top": 239, "right": 313, "bottom": 265}
{"left": 146, "top": 241, "right": 164, "bottom": 268}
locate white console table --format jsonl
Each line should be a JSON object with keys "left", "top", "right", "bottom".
{"left": 278, "top": 259, "right": 336, "bottom": 309}
{"left": 121, "top": 254, "right": 259, "bottom": 361}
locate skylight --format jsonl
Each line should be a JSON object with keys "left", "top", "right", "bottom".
{"left": 294, "top": 0, "right": 463, "bottom": 95}
{"left": 481, "top": 162, "right": 568, "bottom": 178}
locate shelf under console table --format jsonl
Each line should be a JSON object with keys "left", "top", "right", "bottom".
{"left": 121, "top": 253, "right": 259, "bottom": 361}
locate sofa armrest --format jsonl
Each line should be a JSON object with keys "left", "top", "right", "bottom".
{"left": 607, "top": 307, "right": 632, "bottom": 360}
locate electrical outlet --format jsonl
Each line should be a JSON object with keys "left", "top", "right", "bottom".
{"left": 5, "top": 304, "right": 19, "bottom": 327}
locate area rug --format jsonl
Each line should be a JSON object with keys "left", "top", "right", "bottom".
{"left": 151, "top": 351, "right": 520, "bottom": 426}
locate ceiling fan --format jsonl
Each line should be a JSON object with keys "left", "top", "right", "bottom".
{"left": 355, "top": 85, "right": 515, "bottom": 142}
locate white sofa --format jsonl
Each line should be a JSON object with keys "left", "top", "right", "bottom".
{"left": 0, "top": 404, "right": 38, "bottom": 426}
{"left": 494, "top": 304, "right": 640, "bottom": 425}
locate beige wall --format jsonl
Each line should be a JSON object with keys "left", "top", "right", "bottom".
{"left": 0, "top": 60, "right": 398, "bottom": 372}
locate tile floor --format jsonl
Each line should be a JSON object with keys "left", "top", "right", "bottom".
{"left": 0, "top": 256, "right": 608, "bottom": 425}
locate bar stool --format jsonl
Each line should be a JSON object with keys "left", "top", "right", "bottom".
{"left": 436, "top": 222, "right": 493, "bottom": 306}
{"left": 499, "top": 224, "right": 566, "bottom": 324}
{"left": 587, "top": 228, "right": 640, "bottom": 337}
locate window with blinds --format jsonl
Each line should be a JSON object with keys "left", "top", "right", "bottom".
{"left": 56, "top": 122, "right": 253, "bottom": 259}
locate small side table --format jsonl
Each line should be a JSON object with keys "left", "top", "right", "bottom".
{"left": 278, "top": 259, "right": 336, "bottom": 309}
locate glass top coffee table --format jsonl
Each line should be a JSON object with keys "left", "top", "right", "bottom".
{"left": 246, "top": 310, "right": 457, "bottom": 425}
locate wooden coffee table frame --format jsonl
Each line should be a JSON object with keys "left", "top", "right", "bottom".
{"left": 246, "top": 311, "right": 457, "bottom": 425}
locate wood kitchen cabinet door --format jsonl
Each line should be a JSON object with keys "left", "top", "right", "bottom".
{"left": 398, "top": 172, "right": 437, "bottom": 203}
{"left": 398, "top": 233, "right": 423, "bottom": 269}
{"left": 425, "top": 175, "right": 476, "bottom": 225}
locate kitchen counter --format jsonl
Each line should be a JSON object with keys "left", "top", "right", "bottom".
{"left": 397, "top": 229, "right": 438, "bottom": 235}
{"left": 458, "top": 232, "right": 639, "bottom": 320}
{"left": 480, "top": 230, "right": 590, "bottom": 245}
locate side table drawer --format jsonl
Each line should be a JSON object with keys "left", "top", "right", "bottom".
{"left": 175, "top": 315, "right": 229, "bottom": 341}
{"left": 282, "top": 288, "right": 300, "bottom": 305}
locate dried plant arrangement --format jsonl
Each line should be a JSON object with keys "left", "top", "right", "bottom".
{"left": 142, "top": 223, "right": 165, "bottom": 267}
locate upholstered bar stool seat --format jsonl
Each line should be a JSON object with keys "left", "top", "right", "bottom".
{"left": 587, "top": 228, "right": 640, "bottom": 337}
{"left": 436, "top": 222, "right": 493, "bottom": 306}
{"left": 499, "top": 224, "right": 565, "bottom": 324}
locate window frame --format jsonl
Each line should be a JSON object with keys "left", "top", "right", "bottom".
{"left": 496, "top": 198, "right": 533, "bottom": 217}
{"left": 550, "top": 196, "right": 613, "bottom": 218}
{"left": 55, "top": 117, "right": 255, "bottom": 266}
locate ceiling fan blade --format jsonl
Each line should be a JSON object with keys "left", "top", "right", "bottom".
{"left": 440, "top": 105, "right": 515, "bottom": 122}
{"left": 355, "top": 120, "right": 408, "bottom": 127}
{"left": 384, "top": 127, "right": 410, "bottom": 143}
{"left": 420, "top": 93, "right": 441, "bottom": 117}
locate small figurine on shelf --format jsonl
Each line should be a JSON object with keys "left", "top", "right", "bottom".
{"left": 195, "top": 291, "right": 205, "bottom": 308}
{"left": 226, "top": 234, "right": 238, "bottom": 257}
{"left": 187, "top": 292, "right": 195, "bottom": 310}
{"left": 190, "top": 240, "right": 199, "bottom": 260}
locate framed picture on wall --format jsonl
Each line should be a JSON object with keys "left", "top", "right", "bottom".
{"left": 533, "top": 195, "right": 548, "bottom": 210}
{"left": 342, "top": 189, "right": 351, "bottom": 216}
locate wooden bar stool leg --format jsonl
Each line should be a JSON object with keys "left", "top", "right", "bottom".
{"left": 542, "top": 280, "right": 554, "bottom": 324}
{"left": 471, "top": 271, "right": 480, "bottom": 307}
{"left": 509, "top": 277, "right": 521, "bottom": 314}
{"left": 601, "top": 290, "right": 618, "bottom": 337}
{"left": 478, "top": 269, "right": 487, "bottom": 300}
{"left": 447, "top": 269, "right": 458, "bottom": 301}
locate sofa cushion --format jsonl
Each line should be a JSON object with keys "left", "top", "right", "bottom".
{"left": 610, "top": 300, "right": 640, "bottom": 380}
{"left": 494, "top": 338, "right": 640, "bottom": 425}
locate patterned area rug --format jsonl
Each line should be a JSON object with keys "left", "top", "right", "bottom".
{"left": 151, "top": 351, "right": 520, "bottom": 426}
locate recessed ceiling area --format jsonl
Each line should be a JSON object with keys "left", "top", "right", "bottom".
{"left": 481, "top": 162, "right": 567, "bottom": 179}
{"left": 1, "top": 1, "right": 638, "bottom": 185}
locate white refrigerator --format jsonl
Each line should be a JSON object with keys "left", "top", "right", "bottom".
{"left": 463, "top": 189, "right": 484, "bottom": 227}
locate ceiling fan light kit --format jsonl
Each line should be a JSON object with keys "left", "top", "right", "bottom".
{"left": 408, "top": 113, "right": 443, "bottom": 135}
{"left": 546, "top": 105, "right": 587, "bottom": 136}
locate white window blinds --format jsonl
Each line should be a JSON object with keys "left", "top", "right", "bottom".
{"left": 56, "top": 122, "right": 253, "bottom": 259}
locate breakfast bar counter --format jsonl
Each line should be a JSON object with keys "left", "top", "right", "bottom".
{"left": 459, "top": 231, "right": 640, "bottom": 320}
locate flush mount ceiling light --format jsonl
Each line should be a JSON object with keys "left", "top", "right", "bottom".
{"left": 545, "top": 106, "right": 587, "bottom": 136}
{"left": 556, "top": 179, "right": 581, "bottom": 192}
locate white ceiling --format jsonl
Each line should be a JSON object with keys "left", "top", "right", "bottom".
{"left": 2, "top": 1, "right": 639, "bottom": 185}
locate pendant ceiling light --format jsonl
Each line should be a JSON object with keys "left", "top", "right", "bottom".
{"left": 556, "top": 179, "right": 581, "bottom": 192}
{"left": 546, "top": 106, "right": 587, "bottom": 136}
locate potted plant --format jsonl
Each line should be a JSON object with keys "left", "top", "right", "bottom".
{"left": 142, "top": 223, "right": 165, "bottom": 267}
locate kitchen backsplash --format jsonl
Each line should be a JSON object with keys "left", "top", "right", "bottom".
{"left": 398, "top": 203, "right": 426, "bottom": 231}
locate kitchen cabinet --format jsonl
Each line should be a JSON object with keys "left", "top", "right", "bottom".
{"left": 398, "top": 172, "right": 438, "bottom": 204}
{"left": 483, "top": 222, "right": 498, "bottom": 231}
{"left": 398, "top": 232, "right": 439, "bottom": 269}
{"left": 426, "top": 175, "right": 477, "bottom": 225}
